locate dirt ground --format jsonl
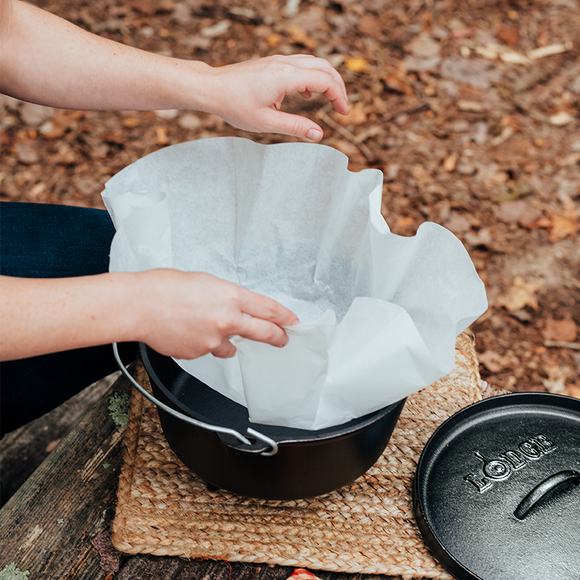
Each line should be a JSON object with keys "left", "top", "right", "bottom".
{"left": 1, "top": 0, "right": 579, "bottom": 398}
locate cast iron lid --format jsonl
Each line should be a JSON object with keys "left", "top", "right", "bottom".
{"left": 413, "top": 392, "right": 580, "bottom": 580}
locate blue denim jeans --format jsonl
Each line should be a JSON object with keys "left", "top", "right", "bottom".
{"left": 0, "top": 202, "right": 138, "bottom": 435}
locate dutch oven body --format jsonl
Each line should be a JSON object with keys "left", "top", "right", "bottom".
{"left": 139, "top": 343, "right": 406, "bottom": 500}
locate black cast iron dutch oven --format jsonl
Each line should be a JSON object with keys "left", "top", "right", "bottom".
{"left": 114, "top": 343, "right": 406, "bottom": 500}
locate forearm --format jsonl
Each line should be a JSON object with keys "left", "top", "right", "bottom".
{"left": 0, "top": 0, "right": 211, "bottom": 112}
{"left": 0, "top": 1, "right": 348, "bottom": 138}
{"left": 0, "top": 270, "right": 297, "bottom": 362}
{"left": 0, "top": 273, "right": 143, "bottom": 361}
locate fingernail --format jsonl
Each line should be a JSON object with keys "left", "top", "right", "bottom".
{"left": 306, "top": 128, "right": 322, "bottom": 141}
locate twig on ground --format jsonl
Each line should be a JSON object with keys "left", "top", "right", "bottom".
{"left": 544, "top": 340, "right": 580, "bottom": 351}
{"left": 382, "top": 101, "right": 430, "bottom": 124}
{"left": 318, "top": 111, "right": 375, "bottom": 161}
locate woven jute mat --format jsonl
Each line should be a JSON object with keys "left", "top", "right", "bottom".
{"left": 112, "top": 331, "right": 482, "bottom": 579}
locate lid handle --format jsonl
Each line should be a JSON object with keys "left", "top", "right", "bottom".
{"left": 514, "top": 469, "right": 580, "bottom": 520}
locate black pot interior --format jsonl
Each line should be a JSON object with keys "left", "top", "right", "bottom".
{"left": 139, "top": 342, "right": 403, "bottom": 444}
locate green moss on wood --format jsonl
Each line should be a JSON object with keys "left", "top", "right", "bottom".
{"left": 108, "top": 392, "right": 130, "bottom": 428}
{"left": 0, "top": 564, "right": 30, "bottom": 579}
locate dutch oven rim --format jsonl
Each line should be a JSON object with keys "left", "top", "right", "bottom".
{"left": 138, "top": 342, "right": 406, "bottom": 446}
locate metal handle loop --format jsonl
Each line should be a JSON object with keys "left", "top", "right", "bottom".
{"left": 247, "top": 428, "right": 279, "bottom": 456}
{"left": 112, "top": 343, "right": 278, "bottom": 455}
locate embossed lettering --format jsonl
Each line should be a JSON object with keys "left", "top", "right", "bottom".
{"left": 475, "top": 452, "right": 513, "bottom": 480}
{"left": 533, "top": 434, "right": 557, "bottom": 453}
{"left": 499, "top": 450, "right": 527, "bottom": 470}
{"left": 463, "top": 434, "right": 558, "bottom": 494}
{"left": 464, "top": 473, "right": 493, "bottom": 493}
{"left": 519, "top": 440, "right": 544, "bottom": 459}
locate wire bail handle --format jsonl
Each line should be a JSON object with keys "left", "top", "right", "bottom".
{"left": 112, "top": 343, "right": 278, "bottom": 456}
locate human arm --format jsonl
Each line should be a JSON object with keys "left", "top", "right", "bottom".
{"left": 0, "top": 271, "right": 298, "bottom": 362}
{"left": 0, "top": 0, "right": 348, "bottom": 140}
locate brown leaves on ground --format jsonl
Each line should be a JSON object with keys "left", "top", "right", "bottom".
{"left": 1, "top": 0, "right": 579, "bottom": 397}
{"left": 543, "top": 319, "right": 578, "bottom": 342}
{"left": 549, "top": 214, "right": 579, "bottom": 242}
{"left": 497, "top": 276, "right": 543, "bottom": 312}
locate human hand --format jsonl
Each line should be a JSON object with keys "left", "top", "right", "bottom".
{"left": 202, "top": 54, "right": 349, "bottom": 141}
{"left": 135, "top": 269, "right": 298, "bottom": 359}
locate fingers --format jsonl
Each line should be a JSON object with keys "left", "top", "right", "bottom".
{"left": 260, "top": 56, "right": 349, "bottom": 139}
{"left": 261, "top": 107, "right": 324, "bottom": 141}
{"left": 232, "top": 311, "right": 291, "bottom": 349}
{"left": 206, "top": 54, "right": 348, "bottom": 138}
{"left": 284, "top": 54, "right": 349, "bottom": 114}
{"left": 237, "top": 287, "right": 298, "bottom": 329}
{"left": 212, "top": 338, "right": 237, "bottom": 358}
{"left": 215, "top": 286, "right": 298, "bottom": 349}
{"left": 211, "top": 292, "right": 296, "bottom": 358}
{"left": 211, "top": 314, "right": 292, "bottom": 359}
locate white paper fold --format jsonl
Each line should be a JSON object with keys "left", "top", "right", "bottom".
{"left": 102, "top": 137, "right": 487, "bottom": 430}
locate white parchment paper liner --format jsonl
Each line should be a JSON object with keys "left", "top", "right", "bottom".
{"left": 102, "top": 137, "right": 487, "bottom": 430}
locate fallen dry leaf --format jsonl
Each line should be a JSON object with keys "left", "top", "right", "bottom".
{"left": 28, "top": 182, "right": 47, "bottom": 200}
{"left": 444, "top": 211, "right": 471, "bottom": 234}
{"left": 465, "top": 227, "right": 494, "bottom": 248}
{"left": 549, "top": 214, "right": 579, "bottom": 242}
{"left": 543, "top": 319, "right": 578, "bottom": 342}
{"left": 122, "top": 117, "right": 141, "bottom": 128}
{"left": 479, "top": 350, "right": 504, "bottom": 373}
{"left": 201, "top": 20, "right": 231, "bottom": 38}
{"left": 497, "top": 276, "right": 543, "bottom": 311}
{"left": 411, "top": 164, "right": 432, "bottom": 187}
{"left": 358, "top": 14, "right": 381, "bottom": 37}
{"left": 450, "top": 28, "right": 474, "bottom": 39}
{"left": 393, "top": 215, "right": 415, "bottom": 234}
{"left": 440, "top": 57, "right": 502, "bottom": 90}
{"left": 288, "top": 25, "right": 317, "bottom": 50}
{"left": 345, "top": 57, "right": 370, "bottom": 73}
{"left": 39, "top": 120, "right": 66, "bottom": 139}
{"left": 443, "top": 153, "right": 458, "bottom": 172}
{"left": 562, "top": 195, "right": 579, "bottom": 219}
{"left": 330, "top": 138, "right": 360, "bottom": 157}
{"left": 565, "top": 383, "right": 580, "bottom": 399}
{"left": 496, "top": 24, "right": 520, "bottom": 46}
{"left": 382, "top": 73, "right": 414, "bottom": 95}
{"left": 267, "top": 33, "right": 282, "bottom": 47}
{"left": 155, "top": 126, "right": 169, "bottom": 145}
{"left": 542, "top": 365, "right": 572, "bottom": 394}
{"left": 535, "top": 216, "right": 553, "bottom": 229}
{"left": 15, "top": 142, "right": 40, "bottom": 164}
{"left": 406, "top": 33, "right": 441, "bottom": 59}
{"left": 334, "top": 101, "right": 367, "bottom": 126}
{"left": 479, "top": 350, "right": 520, "bottom": 373}
{"left": 495, "top": 200, "right": 543, "bottom": 229}
{"left": 457, "top": 100, "right": 486, "bottom": 112}
{"left": 549, "top": 111, "right": 574, "bottom": 126}
{"left": 53, "top": 143, "right": 80, "bottom": 165}
{"left": 19, "top": 102, "right": 55, "bottom": 126}
{"left": 38, "top": 110, "right": 84, "bottom": 139}
{"left": 127, "top": 0, "right": 174, "bottom": 15}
